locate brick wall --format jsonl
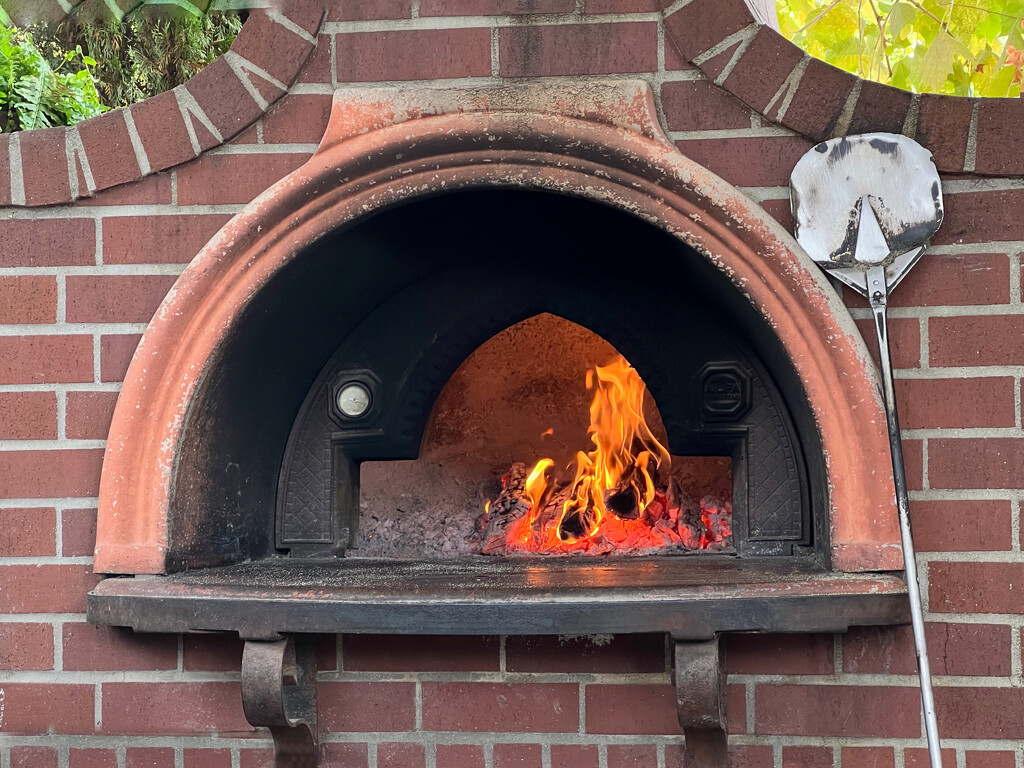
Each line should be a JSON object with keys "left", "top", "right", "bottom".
{"left": 1, "top": 0, "right": 1023, "bottom": 765}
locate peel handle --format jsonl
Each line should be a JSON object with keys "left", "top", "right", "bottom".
{"left": 868, "top": 266, "right": 942, "bottom": 768}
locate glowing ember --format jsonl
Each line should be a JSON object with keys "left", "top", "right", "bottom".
{"left": 477, "top": 357, "right": 732, "bottom": 556}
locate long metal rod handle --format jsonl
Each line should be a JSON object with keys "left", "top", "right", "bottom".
{"left": 869, "top": 290, "right": 942, "bottom": 768}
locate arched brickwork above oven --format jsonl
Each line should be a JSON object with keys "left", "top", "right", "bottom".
{"left": 0, "top": 0, "right": 324, "bottom": 207}
{"left": 92, "top": 80, "right": 903, "bottom": 576}
{"left": 662, "top": 0, "right": 1024, "bottom": 177}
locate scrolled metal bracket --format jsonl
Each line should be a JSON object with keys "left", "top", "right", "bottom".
{"left": 672, "top": 635, "right": 728, "bottom": 768}
{"left": 241, "top": 635, "right": 320, "bottom": 767}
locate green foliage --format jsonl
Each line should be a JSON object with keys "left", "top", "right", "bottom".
{"left": 46, "top": 11, "right": 242, "bottom": 108}
{"left": 0, "top": 24, "right": 106, "bottom": 131}
{"left": 776, "top": 0, "right": 1024, "bottom": 96}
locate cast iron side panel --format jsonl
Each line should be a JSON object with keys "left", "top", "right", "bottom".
{"left": 746, "top": 375, "right": 802, "bottom": 540}
{"left": 279, "top": 395, "right": 333, "bottom": 543}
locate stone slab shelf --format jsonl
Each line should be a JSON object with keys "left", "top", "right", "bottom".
{"left": 88, "top": 557, "right": 909, "bottom": 640}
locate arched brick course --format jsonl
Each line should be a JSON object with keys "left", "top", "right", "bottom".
{"left": 661, "top": 0, "right": 1024, "bottom": 177}
{"left": 0, "top": 0, "right": 324, "bottom": 206}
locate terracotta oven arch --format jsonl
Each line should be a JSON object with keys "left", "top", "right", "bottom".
{"left": 94, "top": 81, "right": 901, "bottom": 576}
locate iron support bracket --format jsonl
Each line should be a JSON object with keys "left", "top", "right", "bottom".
{"left": 672, "top": 635, "right": 728, "bottom": 768}
{"left": 241, "top": 635, "right": 320, "bottom": 767}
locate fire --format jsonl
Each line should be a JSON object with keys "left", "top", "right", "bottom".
{"left": 496, "top": 357, "right": 731, "bottom": 555}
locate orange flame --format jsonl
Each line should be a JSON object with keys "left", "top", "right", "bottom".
{"left": 509, "top": 357, "right": 672, "bottom": 548}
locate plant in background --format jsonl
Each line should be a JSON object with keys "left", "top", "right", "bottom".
{"left": 776, "top": 0, "right": 1024, "bottom": 96}
{"left": 0, "top": 24, "right": 106, "bottom": 131}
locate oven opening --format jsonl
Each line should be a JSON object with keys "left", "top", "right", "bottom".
{"left": 356, "top": 313, "right": 733, "bottom": 559}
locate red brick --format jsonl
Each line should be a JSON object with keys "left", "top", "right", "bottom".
{"left": 847, "top": 79, "right": 913, "bottom": 136}
{"left": 608, "top": 745, "right": 657, "bottom": 768}
{"left": 69, "top": 750, "right": 118, "bottom": 768}
{"left": 322, "top": 744, "right": 369, "bottom": 768}
{"left": 320, "top": 682, "right": 416, "bottom": 731}
{"left": 934, "top": 190, "right": 1024, "bottom": 245}
{"left": 184, "top": 750, "right": 232, "bottom": 768}
{"left": 494, "top": 744, "right": 543, "bottom": 768}
{"left": 0, "top": 622, "right": 54, "bottom": 669}
{"left": 337, "top": 28, "right": 491, "bottom": 82}
{"left": 661, "top": 81, "right": 753, "bottom": 132}
{"left": 176, "top": 152, "right": 310, "bottom": 205}
{"left": 586, "top": 684, "right": 681, "bottom": 735}
{"left": 755, "top": 685, "right": 921, "bottom": 737}
{"left": 663, "top": 0, "right": 753, "bottom": 61}
{"left": 0, "top": 219, "right": 95, "bottom": 267}
{"left": 931, "top": 562, "right": 1024, "bottom": 614}
{"left": 102, "top": 682, "right": 252, "bottom": 735}
{"left": 676, "top": 136, "right": 814, "bottom": 187}
{"left": 344, "top": 634, "right": 499, "bottom": 671}
{"left": 846, "top": 252, "right": 1009, "bottom": 308}
{"left": 929, "top": 438, "right": 1024, "bottom": 490}
{"left": 183, "top": 632, "right": 243, "bottom": 670}
{"left": 11, "top": 747, "right": 58, "bottom": 768}
{"left": 102, "top": 214, "right": 230, "bottom": 264}
{"left": 720, "top": 27, "right": 804, "bottom": 114}
{"left": 326, "top": 0, "right": 411, "bottom": 20}
{"left": 897, "top": 377, "right": 1015, "bottom": 429}
{"left": 126, "top": 749, "right": 174, "bottom": 768}
{"left": 422, "top": 0, "right": 573, "bottom": 13}
{"left": 843, "top": 623, "right": 1011, "bottom": 676}
{"left": 905, "top": 751, "right": 958, "bottom": 768}
{"left": 842, "top": 747, "right": 895, "bottom": 768}
{"left": 423, "top": 682, "right": 578, "bottom": 732}
{"left": 129, "top": 90, "right": 196, "bottom": 173}
{"left": 551, "top": 745, "right": 599, "bottom": 768}
{"left": 377, "top": 743, "right": 425, "bottom": 768}
{"left": 974, "top": 98, "right": 1024, "bottom": 175}
{"left": 761, "top": 198, "right": 794, "bottom": 231}
{"left": 911, "top": 499, "right": 1012, "bottom": 552}
{"left": 726, "top": 633, "right": 832, "bottom": 675}
{"left": 586, "top": 0, "right": 657, "bottom": 11}
{"left": 296, "top": 36, "right": 333, "bottom": 84}
{"left": 936, "top": 687, "right": 1024, "bottom": 737}
{"left": 728, "top": 747, "right": 774, "bottom": 768}
{"left": 506, "top": 633, "right": 663, "bottom": 673}
{"left": 0, "top": 275, "right": 58, "bottom": 324}
{"left": 437, "top": 745, "right": 485, "bottom": 768}
{"left": 916, "top": 95, "right": 972, "bottom": 172}
{"left": 728, "top": 684, "right": 747, "bottom": 733}
{"left": 0, "top": 392, "right": 57, "bottom": 440}
{"left": 63, "top": 507, "right": 98, "bottom": 557}
{"left": 63, "top": 622, "right": 178, "bottom": 670}
{"left": 0, "top": 564, "right": 96, "bottom": 613}
{"left": 500, "top": 23, "right": 657, "bottom": 77}
{"left": 853, "top": 317, "right": 920, "bottom": 369}
{"left": 186, "top": 57, "right": 266, "bottom": 142}
{"left": 77, "top": 108, "right": 142, "bottom": 193}
{"left": 664, "top": 38, "right": 696, "bottom": 71}
{"left": 902, "top": 438, "right": 923, "bottom": 491}
{"left": 0, "top": 507, "right": 56, "bottom": 556}
{"left": 78, "top": 173, "right": 173, "bottom": 206}
{"left": 0, "top": 336, "right": 94, "bottom": 384}
{"left": 0, "top": 449, "right": 103, "bottom": 498}
{"left": 20, "top": 126, "right": 71, "bottom": 205}
{"left": 0, "top": 684, "right": 94, "bottom": 734}
{"left": 930, "top": 315, "right": 1024, "bottom": 367}
{"left": 100, "top": 334, "right": 141, "bottom": 382}
{"left": 966, "top": 752, "right": 1016, "bottom": 768}
{"left": 777, "top": 58, "right": 853, "bottom": 140}
{"left": 261, "top": 94, "right": 335, "bottom": 145}
{"left": 230, "top": 10, "right": 316, "bottom": 88}
{"left": 783, "top": 747, "right": 832, "bottom": 768}
{"left": 66, "top": 274, "right": 176, "bottom": 324}
{"left": 66, "top": 390, "right": 119, "bottom": 440}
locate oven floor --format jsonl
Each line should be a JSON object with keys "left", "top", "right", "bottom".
{"left": 89, "top": 557, "right": 910, "bottom": 639}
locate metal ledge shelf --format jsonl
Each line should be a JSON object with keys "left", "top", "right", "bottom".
{"left": 89, "top": 557, "right": 910, "bottom": 639}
